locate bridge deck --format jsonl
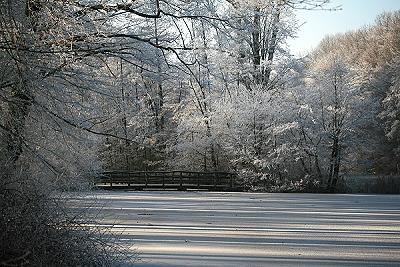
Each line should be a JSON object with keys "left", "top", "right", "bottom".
{"left": 96, "top": 170, "right": 241, "bottom": 191}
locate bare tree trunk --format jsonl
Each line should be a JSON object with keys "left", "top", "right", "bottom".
{"left": 328, "top": 137, "right": 340, "bottom": 191}
{"left": 4, "top": 87, "right": 32, "bottom": 165}
{"left": 205, "top": 121, "right": 218, "bottom": 171}
{"left": 200, "top": 21, "right": 218, "bottom": 171}
{"left": 119, "top": 58, "right": 130, "bottom": 170}
{"left": 154, "top": 18, "right": 164, "bottom": 132}
{"left": 2, "top": 1, "right": 33, "bottom": 171}
{"left": 263, "top": 7, "right": 280, "bottom": 88}
{"left": 250, "top": 3, "right": 281, "bottom": 89}
{"left": 252, "top": 7, "right": 261, "bottom": 83}
{"left": 327, "top": 73, "right": 342, "bottom": 192}
{"left": 314, "top": 155, "right": 323, "bottom": 181}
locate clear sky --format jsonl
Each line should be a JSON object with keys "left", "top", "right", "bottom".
{"left": 288, "top": 0, "right": 400, "bottom": 56}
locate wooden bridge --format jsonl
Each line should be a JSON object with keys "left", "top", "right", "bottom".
{"left": 96, "top": 170, "right": 241, "bottom": 191}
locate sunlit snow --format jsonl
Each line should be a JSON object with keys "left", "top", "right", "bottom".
{"left": 75, "top": 192, "right": 400, "bottom": 267}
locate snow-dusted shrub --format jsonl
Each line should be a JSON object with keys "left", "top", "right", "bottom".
{"left": 0, "top": 169, "right": 132, "bottom": 267}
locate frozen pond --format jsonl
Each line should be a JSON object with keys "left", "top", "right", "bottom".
{"left": 80, "top": 192, "right": 400, "bottom": 266}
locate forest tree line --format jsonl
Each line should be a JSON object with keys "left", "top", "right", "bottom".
{"left": 98, "top": 6, "right": 400, "bottom": 192}
{"left": 1, "top": 1, "right": 399, "bottom": 191}
{"left": 0, "top": 1, "right": 399, "bottom": 264}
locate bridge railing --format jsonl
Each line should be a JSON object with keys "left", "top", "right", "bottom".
{"left": 96, "top": 170, "right": 240, "bottom": 191}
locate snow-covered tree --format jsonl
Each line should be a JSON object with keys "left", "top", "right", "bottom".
{"left": 380, "top": 57, "right": 400, "bottom": 167}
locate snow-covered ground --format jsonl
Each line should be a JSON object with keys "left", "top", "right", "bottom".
{"left": 78, "top": 192, "right": 400, "bottom": 266}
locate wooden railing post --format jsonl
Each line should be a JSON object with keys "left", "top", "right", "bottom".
{"left": 230, "top": 173, "right": 233, "bottom": 189}
{"left": 180, "top": 171, "right": 183, "bottom": 189}
{"left": 145, "top": 172, "right": 148, "bottom": 188}
{"left": 197, "top": 172, "right": 200, "bottom": 189}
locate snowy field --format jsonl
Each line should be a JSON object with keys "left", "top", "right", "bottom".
{"left": 80, "top": 192, "right": 400, "bottom": 266}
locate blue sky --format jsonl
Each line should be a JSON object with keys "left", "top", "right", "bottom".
{"left": 288, "top": 0, "right": 400, "bottom": 56}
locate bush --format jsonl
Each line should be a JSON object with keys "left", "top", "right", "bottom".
{"left": 0, "top": 171, "right": 131, "bottom": 267}
{"left": 374, "top": 176, "right": 400, "bottom": 194}
{"left": 337, "top": 175, "right": 400, "bottom": 193}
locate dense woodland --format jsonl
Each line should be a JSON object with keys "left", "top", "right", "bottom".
{"left": 0, "top": 0, "right": 399, "bottom": 265}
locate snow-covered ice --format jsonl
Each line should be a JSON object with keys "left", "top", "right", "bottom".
{"left": 77, "top": 192, "right": 400, "bottom": 266}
